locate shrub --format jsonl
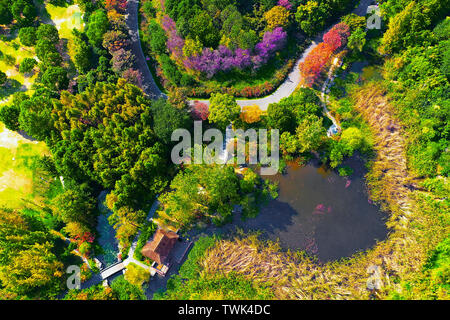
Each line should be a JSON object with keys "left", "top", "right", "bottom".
{"left": 36, "top": 24, "right": 60, "bottom": 44}
{"left": 18, "top": 27, "right": 36, "bottom": 46}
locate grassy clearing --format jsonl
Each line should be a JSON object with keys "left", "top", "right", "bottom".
{"left": 0, "top": 3, "right": 84, "bottom": 102}
{"left": 46, "top": 3, "right": 84, "bottom": 41}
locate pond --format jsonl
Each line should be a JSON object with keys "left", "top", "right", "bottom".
{"left": 243, "top": 155, "right": 389, "bottom": 262}
{"left": 96, "top": 190, "right": 120, "bottom": 268}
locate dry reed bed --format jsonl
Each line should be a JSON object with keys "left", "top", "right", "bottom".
{"left": 195, "top": 83, "right": 444, "bottom": 299}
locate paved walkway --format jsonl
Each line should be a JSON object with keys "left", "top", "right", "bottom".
{"left": 126, "top": 0, "right": 165, "bottom": 99}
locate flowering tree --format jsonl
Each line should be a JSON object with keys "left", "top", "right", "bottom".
{"left": 161, "top": 17, "right": 287, "bottom": 78}
{"left": 264, "top": 5, "right": 290, "bottom": 31}
{"left": 111, "top": 48, "right": 135, "bottom": 73}
{"left": 122, "top": 68, "right": 143, "bottom": 88}
{"left": 240, "top": 105, "right": 262, "bottom": 123}
{"left": 102, "top": 30, "right": 130, "bottom": 52}
{"left": 278, "top": 0, "right": 293, "bottom": 10}
{"left": 161, "top": 15, "right": 184, "bottom": 61}
{"left": 300, "top": 23, "right": 350, "bottom": 86}
{"left": 253, "top": 27, "right": 287, "bottom": 69}
{"left": 105, "top": 0, "right": 127, "bottom": 13}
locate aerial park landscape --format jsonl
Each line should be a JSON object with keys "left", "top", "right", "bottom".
{"left": 0, "top": 0, "right": 448, "bottom": 304}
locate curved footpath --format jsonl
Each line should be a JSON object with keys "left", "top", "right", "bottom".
{"left": 68, "top": 0, "right": 376, "bottom": 296}
{"left": 126, "top": 0, "right": 375, "bottom": 110}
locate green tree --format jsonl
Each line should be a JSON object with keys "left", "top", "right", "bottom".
{"left": 50, "top": 79, "right": 170, "bottom": 213}
{"left": 294, "top": 115, "right": 326, "bottom": 153}
{"left": 43, "top": 52, "right": 63, "bottom": 67}
{"left": 35, "top": 39, "right": 58, "bottom": 61}
{"left": 71, "top": 30, "right": 92, "bottom": 73}
{"left": 108, "top": 206, "right": 147, "bottom": 248}
{"left": 348, "top": 27, "right": 366, "bottom": 52}
{"left": 0, "top": 1, "right": 13, "bottom": 25}
{"left": 189, "top": 11, "right": 220, "bottom": 48}
{"left": 157, "top": 165, "right": 240, "bottom": 229}
{"left": 0, "top": 208, "right": 62, "bottom": 299}
{"left": 0, "top": 92, "right": 28, "bottom": 131}
{"left": 18, "top": 88, "right": 55, "bottom": 141}
{"left": 340, "top": 127, "right": 364, "bottom": 151}
{"left": 148, "top": 20, "right": 167, "bottom": 55}
{"left": 295, "top": 1, "right": 329, "bottom": 36}
{"left": 341, "top": 13, "right": 366, "bottom": 32}
{"left": 150, "top": 98, "right": 191, "bottom": 143}
{"left": 0, "top": 242, "right": 63, "bottom": 298}
{"left": 267, "top": 101, "right": 296, "bottom": 133}
{"left": 11, "top": 0, "right": 36, "bottom": 26}
{"left": 110, "top": 275, "right": 146, "bottom": 300}
{"left": 0, "top": 104, "right": 20, "bottom": 131}
{"left": 18, "top": 27, "right": 37, "bottom": 46}
{"left": 0, "top": 70, "right": 7, "bottom": 86}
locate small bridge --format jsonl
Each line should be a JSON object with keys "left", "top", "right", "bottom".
{"left": 100, "top": 262, "right": 125, "bottom": 280}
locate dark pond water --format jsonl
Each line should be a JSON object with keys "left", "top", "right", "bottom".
{"left": 230, "top": 156, "right": 389, "bottom": 262}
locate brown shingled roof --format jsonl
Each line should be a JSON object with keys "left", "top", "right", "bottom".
{"left": 141, "top": 229, "right": 179, "bottom": 265}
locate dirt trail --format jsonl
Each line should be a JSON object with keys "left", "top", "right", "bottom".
{"left": 352, "top": 85, "right": 414, "bottom": 219}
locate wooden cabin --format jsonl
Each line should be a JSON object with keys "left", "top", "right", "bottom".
{"left": 141, "top": 229, "right": 179, "bottom": 265}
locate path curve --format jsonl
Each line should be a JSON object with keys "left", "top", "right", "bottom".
{"left": 126, "top": 0, "right": 165, "bottom": 99}
{"left": 126, "top": 0, "right": 375, "bottom": 110}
